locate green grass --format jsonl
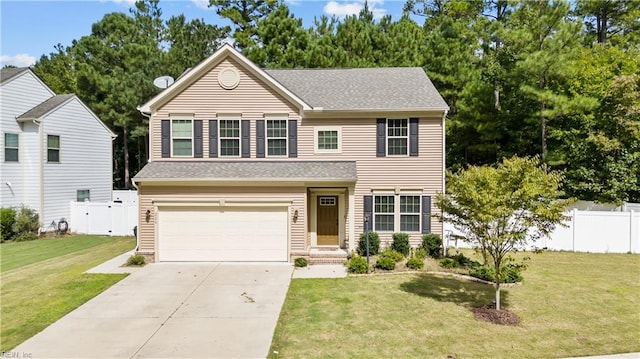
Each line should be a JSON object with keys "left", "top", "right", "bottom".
{"left": 0, "top": 235, "right": 127, "bottom": 272}
{"left": 0, "top": 235, "right": 135, "bottom": 351}
{"left": 269, "top": 251, "right": 640, "bottom": 358}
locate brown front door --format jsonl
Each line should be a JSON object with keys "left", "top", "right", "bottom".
{"left": 317, "top": 196, "right": 339, "bottom": 245}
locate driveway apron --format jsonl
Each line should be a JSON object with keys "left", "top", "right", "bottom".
{"left": 13, "top": 262, "right": 293, "bottom": 359}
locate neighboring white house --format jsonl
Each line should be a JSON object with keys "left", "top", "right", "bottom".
{"left": 0, "top": 67, "right": 116, "bottom": 228}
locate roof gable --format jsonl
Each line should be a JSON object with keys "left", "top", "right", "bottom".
{"left": 0, "top": 67, "right": 30, "bottom": 84}
{"left": 138, "top": 43, "right": 312, "bottom": 114}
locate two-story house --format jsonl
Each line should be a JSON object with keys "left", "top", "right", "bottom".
{"left": 133, "top": 44, "right": 448, "bottom": 263}
{"left": 0, "top": 67, "right": 115, "bottom": 229}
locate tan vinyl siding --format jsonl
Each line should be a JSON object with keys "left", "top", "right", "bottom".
{"left": 137, "top": 184, "right": 306, "bottom": 261}
{"left": 298, "top": 117, "right": 444, "bottom": 245}
{"left": 150, "top": 58, "right": 299, "bottom": 160}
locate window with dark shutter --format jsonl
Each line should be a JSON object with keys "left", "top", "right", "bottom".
{"left": 409, "top": 118, "right": 419, "bottom": 156}
{"left": 363, "top": 195, "right": 373, "bottom": 231}
{"left": 421, "top": 195, "right": 431, "bottom": 234}
{"left": 376, "top": 118, "right": 385, "bottom": 157}
{"left": 288, "top": 119, "right": 297, "bottom": 158}
{"left": 241, "top": 120, "right": 250, "bottom": 158}
{"left": 256, "top": 120, "right": 265, "bottom": 158}
{"left": 161, "top": 120, "right": 170, "bottom": 158}
{"left": 194, "top": 120, "right": 203, "bottom": 158}
{"left": 209, "top": 120, "right": 218, "bottom": 158}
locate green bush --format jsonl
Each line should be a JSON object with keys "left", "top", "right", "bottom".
{"left": 439, "top": 257, "right": 459, "bottom": 269}
{"left": 469, "top": 265, "right": 523, "bottom": 283}
{"left": 294, "top": 257, "right": 308, "bottom": 267}
{"left": 449, "top": 253, "right": 481, "bottom": 268}
{"left": 379, "top": 248, "right": 404, "bottom": 262}
{"left": 1, "top": 207, "right": 17, "bottom": 242}
{"left": 421, "top": 233, "right": 442, "bottom": 258}
{"left": 11, "top": 206, "right": 39, "bottom": 242}
{"left": 375, "top": 256, "right": 396, "bottom": 270}
{"left": 357, "top": 232, "right": 380, "bottom": 256}
{"left": 347, "top": 256, "right": 369, "bottom": 274}
{"left": 126, "top": 254, "right": 146, "bottom": 266}
{"left": 391, "top": 232, "right": 410, "bottom": 257}
{"left": 412, "top": 247, "right": 428, "bottom": 260}
{"left": 406, "top": 257, "right": 424, "bottom": 270}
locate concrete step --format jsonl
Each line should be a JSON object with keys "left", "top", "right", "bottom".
{"left": 309, "top": 257, "right": 347, "bottom": 265}
{"left": 309, "top": 248, "right": 348, "bottom": 259}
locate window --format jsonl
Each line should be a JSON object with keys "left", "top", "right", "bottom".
{"left": 400, "top": 195, "right": 421, "bottom": 232}
{"left": 373, "top": 194, "right": 421, "bottom": 232}
{"left": 387, "top": 119, "right": 408, "bottom": 156}
{"left": 319, "top": 197, "right": 336, "bottom": 206}
{"left": 77, "top": 189, "right": 90, "bottom": 202}
{"left": 267, "top": 119, "right": 287, "bottom": 156}
{"left": 315, "top": 127, "right": 341, "bottom": 153}
{"left": 4, "top": 133, "right": 18, "bottom": 162}
{"left": 219, "top": 118, "right": 240, "bottom": 156}
{"left": 171, "top": 119, "right": 193, "bottom": 156}
{"left": 374, "top": 195, "right": 395, "bottom": 231}
{"left": 47, "top": 135, "right": 60, "bottom": 162}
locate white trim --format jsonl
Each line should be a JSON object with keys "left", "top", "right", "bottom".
{"left": 372, "top": 192, "right": 423, "bottom": 233}
{"left": 4, "top": 132, "right": 19, "bottom": 162}
{"left": 46, "top": 134, "right": 61, "bottom": 163}
{"left": 314, "top": 126, "right": 342, "bottom": 154}
{"left": 170, "top": 118, "right": 194, "bottom": 158}
{"left": 218, "top": 116, "right": 241, "bottom": 158}
{"left": 399, "top": 194, "right": 421, "bottom": 233}
{"left": 309, "top": 188, "right": 347, "bottom": 248}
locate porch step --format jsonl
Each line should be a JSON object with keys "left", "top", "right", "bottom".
{"left": 309, "top": 247, "right": 348, "bottom": 265}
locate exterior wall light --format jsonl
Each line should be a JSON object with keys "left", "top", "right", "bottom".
{"left": 145, "top": 209, "right": 151, "bottom": 223}
{"left": 293, "top": 209, "right": 299, "bottom": 222}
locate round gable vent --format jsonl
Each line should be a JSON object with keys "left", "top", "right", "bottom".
{"left": 218, "top": 68, "right": 240, "bottom": 90}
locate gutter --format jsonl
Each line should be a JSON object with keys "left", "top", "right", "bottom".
{"left": 35, "top": 118, "right": 44, "bottom": 227}
{"left": 137, "top": 106, "right": 152, "bottom": 164}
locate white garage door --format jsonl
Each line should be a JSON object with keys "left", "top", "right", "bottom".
{"left": 157, "top": 207, "right": 288, "bottom": 262}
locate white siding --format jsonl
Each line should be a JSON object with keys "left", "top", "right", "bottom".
{"left": 41, "top": 99, "right": 113, "bottom": 225}
{"left": 0, "top": 71, "right": 54, "bottom": 210}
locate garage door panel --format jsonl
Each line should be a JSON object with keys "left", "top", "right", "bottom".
{"left": 158, "top": 207, "right": 288, "bottom": 262}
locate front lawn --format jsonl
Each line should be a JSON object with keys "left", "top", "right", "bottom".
{"left": 0, "top": 235, "right": 135, "bottom": 351}
{"left": 270, "top": 251, "right": 640, "bottom": 358}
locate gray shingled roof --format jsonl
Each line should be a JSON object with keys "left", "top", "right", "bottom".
{"left": 0, "top": 67, "right": 29, "bottom": 84}
{"left": 265, "top": 67, "right": 448, "bottom": 111}
{"left": 17, "top": 94, "right": 75, "bottom": 119}
{"left": 134, "top": 161, "right": 357, "bottom": 182}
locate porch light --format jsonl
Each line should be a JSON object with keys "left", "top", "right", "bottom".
{"left": 293, "top": 209, "right": 299, "bottom": 222}
{"left": 145, "top": 209, "right": 151, "bottom": 223}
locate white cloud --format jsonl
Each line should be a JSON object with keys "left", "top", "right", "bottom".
{"left": 191, "top": 0, "right": 210, "bottom": 10}
{"left": 1, "top": 54, "right": 36, "bottom": 67}
{"left": 285, "top": 0, "right": 301, "bottom": 5}
{"left": 101, "top": 0, "right": 136, "bottom": 6}
{"left": 323, "top": 0, "right": 387, "bottom": 20}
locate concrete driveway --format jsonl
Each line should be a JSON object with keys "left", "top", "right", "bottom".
{"left": 14, "top": 262, "right": 293, "bottom": 358}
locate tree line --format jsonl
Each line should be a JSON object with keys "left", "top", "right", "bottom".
{"left": 31, "top": 0, "right": 640, "bottom": 203}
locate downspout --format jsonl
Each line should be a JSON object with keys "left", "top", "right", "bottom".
{"left": 35, "top": 118, "right": 44, "bottom": 227}
{"left": 137, "top": 107, "right": 152, "bottom": 163}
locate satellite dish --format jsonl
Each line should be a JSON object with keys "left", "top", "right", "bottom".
{"left": 153, "top": 75, "right": 174, "bottom": 89}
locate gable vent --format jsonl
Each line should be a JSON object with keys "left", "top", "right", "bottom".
{"left": 218, "top": 68, "right": 240, "bottom": 90}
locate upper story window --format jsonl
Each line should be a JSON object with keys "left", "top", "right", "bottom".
{"left": 387, "top": 119, "right": 408, "bottom": 156}
{"left": 77, "top": 189, "right": 90, "bottom": 202}
{"left": 220, "top": 118, "right": 240, "bottom": 157}
{"left": 172, "top": 119, "right": 193, "bottom": 157}
{"left": 315, "top": 127, "right": 341, "bottom": 153}
{"left": 4, "top": 133, "right": 18, "bottom": 162}
{"left": 47, "top": 135, "right": 60, "bottom": 163}
{"left": 267, "top": 119, "right": 287, "bottom": 156}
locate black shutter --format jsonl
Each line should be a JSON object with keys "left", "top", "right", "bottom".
{"left": 376, "top": 118, "right": 386, "bottom": 157}
{"left": 409, "top": 118, "right": 419, "bottom": 156}
{"left": 422, "top": 195, "right": 431, "bottom": 234}
{"left": 241, "top": 120, "right": 250, "bottom": 158}
{"left": 161, "top": 120, "right": 170, "bottom": 158}
{"left": 194, "top": 120, "right": 203, "bottom": 158}
{"left": 288, "top": 119, "right": 298, "bottom": 158}
{"left": 256, "top": 120, "right": 265, "bottom": 158}
{"left": 209, "top": 120, "right": 218, "bottom": 158}
{"left": 363, "top": 195, "right": 373, "bottom": 232}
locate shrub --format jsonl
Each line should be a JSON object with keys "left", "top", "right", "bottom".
{"left": 357, "top": 232, "right": 380, "bottom": 256}
{"left": 469, "top": 265, "right": 523, "bottom": 283}
{"left": 391, "top": 232, "right": 410, "bottom": 257}
{"left": 294, "top": 257, "right": 308, "bottom": 267}
{"left": 412, "top": 247, "right": 428, "bottom": 260}
{"left": 347, "top": 256, "right": 369, "bottom": 274}
{"left": 126, "top": 254, "right": 146, "bottom": 266}
{"left": 421, "top": 233, "right": 442, "bottom": 258}
{"left": 439, "top": 258, "right": 459, "bottom": 269}
{"left": 11, "top": 206, "right": 39, "bottom": 242}
{"left": 406, "top": 257, "right": 424, "bottom": 270}
{"left": 379, "top": 248, "right": 404, "bottom": 262}
{"left": 375, "top": 256, "right": 396, "bottom": 270}
{"left": 449, "top": 253, "right": 481, "bottom": 268}
{"left": 1, "top": 207, "right": 17, "bottom": 242}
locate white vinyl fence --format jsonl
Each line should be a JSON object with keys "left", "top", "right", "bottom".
{"left": 445, "top": 209, "right": 640, "bottom": 254}
{"left": 70, "top": 201, "right": 138, "bottom": 236}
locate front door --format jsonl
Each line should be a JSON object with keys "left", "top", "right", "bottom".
{"left": 317, "top": 196, "right": 339, "bottom": 245}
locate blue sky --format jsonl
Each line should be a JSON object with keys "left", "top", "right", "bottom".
{"left": 0, "top": 0, "right": 408, "bottom": 67}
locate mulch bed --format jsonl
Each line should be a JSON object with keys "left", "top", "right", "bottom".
{"left": 473, "top": 305, "right": 521, "bottom": 326}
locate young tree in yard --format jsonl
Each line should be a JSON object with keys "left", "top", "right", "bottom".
{"left": 435, "top": 156, "right": 571, "bottom": 310}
